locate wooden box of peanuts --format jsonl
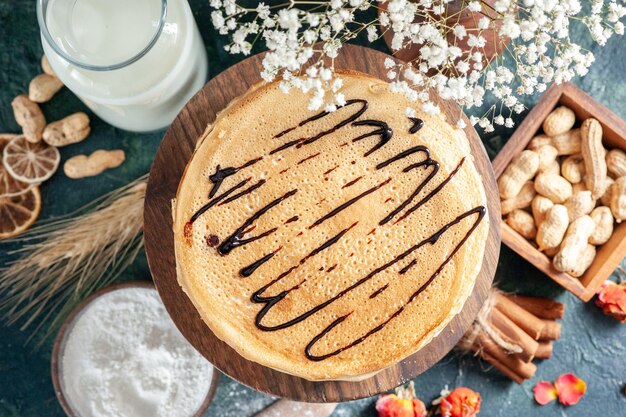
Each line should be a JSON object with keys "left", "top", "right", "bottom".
{"left": 493, "top": 82, "right": 626, "bottom": 301}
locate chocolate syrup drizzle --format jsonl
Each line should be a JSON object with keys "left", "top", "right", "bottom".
{"left": 240, "top": 251, "right": 276, "bottom": 277}
{"left": 376, "top": 146, "right": 440, "bottom": 225}
{"left": 270, "top": 99, "right": 368, "bottom": 155}
{"left": 304, "top": 206, "right": 485, "bottom": 361}
{"left": 218, "top": 189, "right": 297, "bottom": 255}
{"left": 409, "top": 117, "right": 424, "bottom": 134}
{"left": 351, "top": 120, "right": 393, "bottom": 156}
{"left": 208, "top": 157, "right": 262, "bottom": 198}
{"left": 369, "top": 284, "right": 389, "bottom": 299}
{"left": 309, "top": 178, "right": 391, "bottom": 229}
{"left": 186, "top": 103, "right": 486, "bottom": 361}
{"left": 342, "top": 176, "right": 363, "bottom": 189}
{"left": 249, "top": 222, "right": 359, "bottom": 307}
{"left": 285, "top": 215, "right": 299, "bottom": 224}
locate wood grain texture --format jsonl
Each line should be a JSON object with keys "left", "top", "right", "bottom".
{"left": 144, "top": 44, "right": 500, "bottom": 402}
{"left": 492, "top": 82, "right": 626, "bottom": 302}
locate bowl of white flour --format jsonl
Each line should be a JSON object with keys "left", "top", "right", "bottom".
{"left": 52, "top": 281, "right": 218, "bottom": 417}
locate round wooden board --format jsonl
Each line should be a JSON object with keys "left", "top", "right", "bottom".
{"left": 144, "top": 44, "right": 500, "bottom": 402}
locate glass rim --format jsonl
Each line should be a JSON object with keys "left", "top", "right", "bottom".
{"left": 36, "top": 0, "right": 168, "bottom": 71}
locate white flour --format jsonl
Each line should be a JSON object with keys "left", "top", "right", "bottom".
{"left": 61, "top": 286, "right": 213, "bottom": 417}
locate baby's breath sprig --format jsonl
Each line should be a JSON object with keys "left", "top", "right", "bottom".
{"left": 210, "top": 0, "right": 626, "bottom": 131}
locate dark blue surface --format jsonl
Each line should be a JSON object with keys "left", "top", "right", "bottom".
{"left": 0, "top": 1, "right": 625, "bottom": 416}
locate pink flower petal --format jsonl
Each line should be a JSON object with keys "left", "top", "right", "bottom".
{"left": 376, "top": 394, "right": 415, "bottom": 417}
{"left": 555, "top": 373, "right": 586, "bottom": 406}
{"left": 412, "top": 399, "right": 427, "bottom": 417}
{"left": 596, "top": 281, "right": 626, "bottom": 322}
{"left": 533, "top": 381, "right": 557, "bottom": 405}
{"left": 440, "top": 387, "right": 481, "bottom": 417}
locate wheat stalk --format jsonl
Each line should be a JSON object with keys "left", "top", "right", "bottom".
{"left": 0, "top": 175, "right": 148, "bottom": 344}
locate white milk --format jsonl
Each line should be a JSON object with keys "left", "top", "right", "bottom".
{"left": 41, "top": 0, "right": 207, "bottom": 132}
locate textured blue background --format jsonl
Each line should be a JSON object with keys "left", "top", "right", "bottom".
{"left": 0, "top": 1, "right": 625, "bottom": 416}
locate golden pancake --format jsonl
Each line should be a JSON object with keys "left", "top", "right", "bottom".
{"left": 173, "top": 71, "right": 489, "bottom": 381}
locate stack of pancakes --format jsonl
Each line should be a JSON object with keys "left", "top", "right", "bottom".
{"left": 173, "top": 71, "right": 489, "bottom": 381}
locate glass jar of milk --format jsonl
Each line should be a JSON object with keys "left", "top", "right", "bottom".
{"left": 37, "top": 0, "right": 208, "bottom": 132}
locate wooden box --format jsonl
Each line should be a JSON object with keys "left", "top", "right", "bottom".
{"left": 493, "top": 82, "right": 626, "bottom": 301}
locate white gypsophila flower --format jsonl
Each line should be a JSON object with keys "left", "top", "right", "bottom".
{"left": 210, "top": 0, "right": 626, "bottom": 131}
{"left": 320, "top": 68, "right": 333, "bottom": 81}
{"left": 467, "top": 1, "right": 482, "bottom": 12}
{"left": 256, "top": 3, "right": 270, "bottom": 20}
{"left": 367, "top": 25, "right": 378, "bottom": 42}
{"left": 330, "top": 0, "right": 343, "bottom": 10}
{"left": 453, "top": 25, "right": 467, "bottom": 40}
{"left": 478, "top": 17, "right": 491, "bottom": 30}
{"left": 332, "top": 77, "right": 344, "bottom": 92}
{"left": 422, "top": 102, "right": 441, "bottom": 115}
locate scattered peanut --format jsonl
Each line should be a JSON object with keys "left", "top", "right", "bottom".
{"left": 534, "top": 173, "right": 573, "bottom": 203}
{"left": 11, "top": 95, "right": 46, "bottom": 143}
{"left": 43, "top": 112, "right": 90, "bottom": 147}
{"left": 63, "top": 149, "right": 125, "bottom": 179}
{"left": 528, "top": 134, "right": 552, "bottom": 151}
{"left": 498, "top": 150, "right": 540, "bottom": 199}
{"left": 501, "top": 110, "right": 625, "bottom": 278}
{"left": 531, "top": 195, "right": 554, "bottom": 226}
{"left": 569, "top": 244, "right": 596, "bottom": 278}
{"left": 581, "top": 118, "right": 607, "bottom": 200}
{"left": 564, "top": 191, "right": 594, "bottom": 221}
{"left": 543, "top": 246, "right": 560, "bottom": 258}
{"left": 28, "top": 74, "right": 63, "bottom": 103}
{"left": 41, "top": 55, "right": 56, "bottom": 77}
{"left": 589, "top": 206, "right": 613, "bottom": 245}
{"left": 506, "top": 209, "right": 537, "bottom": 239}
{"left": 606, "top": 149, "right": 626, "bottom": 178}
{"left": 536, "top": 204, "right": 569, "bottom": 251}
{"left": 610, "top": 176, "right": 626, "bottom": 222}
{"left": 600, "top": 177, "right": 615, "bottom": 207}
{"left": 561, "top": 154, "right": 585, "bottom": 184}
{"left": 501, "top": 181, "right": 535, "bottom": 215}
{"left": 553, "top": 215, "right": 596, "bottom": 273}
{"left": 543, "top": 106, "right": 576, "bottom": 137}
{"left": 551, "top": 129, "right": 581, "bottom": 156}
{"left": 572, "top": 182, "right": 588, "bottom": 195}
{"left": 541, "top": 160, "right": 560, "bottom": 176}
{"left": 536, "top": 145, "right": 558, "bottom": 171}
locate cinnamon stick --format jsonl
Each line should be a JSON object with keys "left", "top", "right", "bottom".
{"left": 472, "top": 332, "right": 537, "bottom": 380}
{"left": 490, "top": 307, "right": 539, "bottom": 362}
{"left": 494, "top": 293, "right": 546, "bottom": 340}
{"left": 507, "top": 295, "right": 565, "bottom": 320}
{"left": 477, "top": 350, "right": 525, "bottom": 384}
{"left": 539, "top": 320, "right": 561, "bottom": 340}
{"left": 535, "top": 341, "right": 553, "bottom": 359}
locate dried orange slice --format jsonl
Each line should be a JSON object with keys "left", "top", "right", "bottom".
{"left": 2, "top": 135, "right": 60, "bottom": 184}
{"left": 0, "top": 135, "right": 32, "bottom": 197}
{"left": 0, "top": 164, "right": 32, "bottom": 197}
{"left": 0, "top": 185, "right": 41, "bottom": 239}
{"left": 0, "top": 133, "right": 18, "bottom": 155}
